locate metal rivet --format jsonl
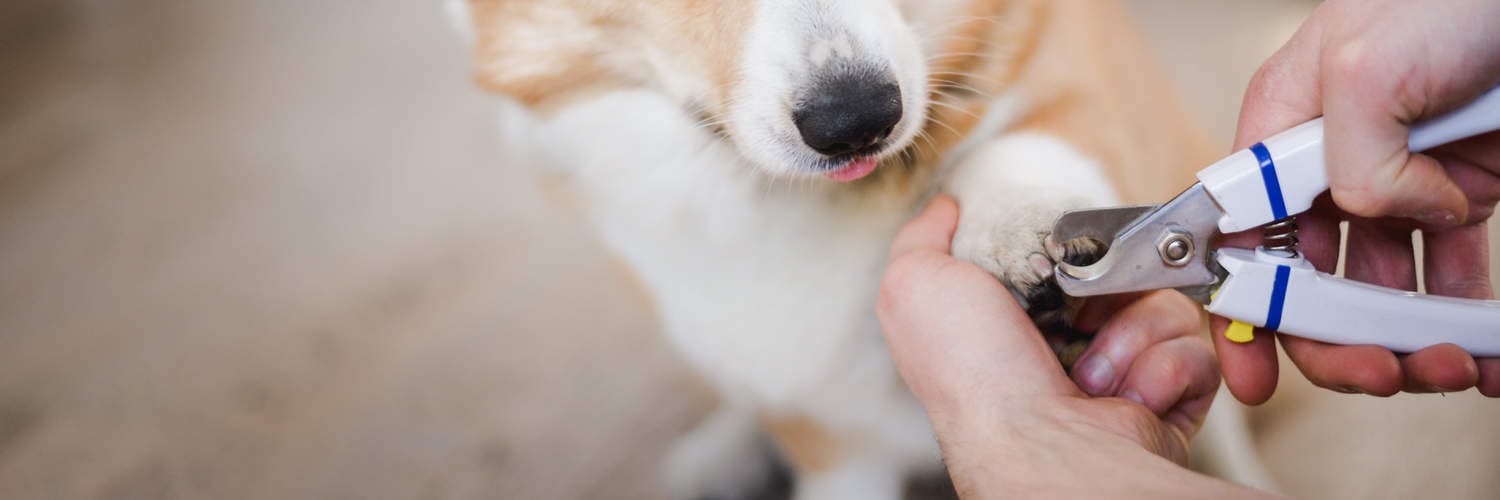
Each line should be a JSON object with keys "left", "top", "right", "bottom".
{"left": 1157, "top": 230, "right": 1193, "bottom": 267}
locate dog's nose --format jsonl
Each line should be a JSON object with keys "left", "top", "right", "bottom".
{"left": 793, "top": 76, "right": 903, "bottom": 157}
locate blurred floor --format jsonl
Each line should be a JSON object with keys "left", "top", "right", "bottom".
{"left": 0, "top": 1, "right": 1496, "bottom": 499}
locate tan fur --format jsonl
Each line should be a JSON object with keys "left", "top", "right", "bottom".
{"left": 923, "top": 0, "right": 1212, "bottom": 204}
{"left": 918, "top": 0, "right": 1048, "bottom": 163}
{"left": 760, "top": 414, "right": 842, "bottom": 474}
{"left": 462, "top": 1, "right": 749, "bottom": 114}
{"left": 465, "top": 1, "right": 621, "bottom": 108}
{"left": 667, "top": 1, "right": 754, "bottom": 114}
{"left": 863, "top": 0, "right": 1213, "bottom": 206}
{"left": 1002, "top": 0, "right": 1214, "bottom": 203}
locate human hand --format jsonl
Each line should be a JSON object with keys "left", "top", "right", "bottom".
{"left": 878, "top": 196, "right": 1259, "bottom": 498}
{"left": 1216, "top": 0, "right": 1500, "bottom": 404}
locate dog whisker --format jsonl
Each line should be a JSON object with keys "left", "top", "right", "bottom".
{"left": 926, "top": 99, "right": 982, "bottom": 120}
{"left": 924, "top": 51, "right": 994, "bottom": 62}
{"left": 912, "top": 15, "right": 1013, "bottom": 38}
{"left": 928, "top": 70, "right": 1001, "bottom": 86}
{"left": 926, "top": 76, "right": 991, "bottom": 94}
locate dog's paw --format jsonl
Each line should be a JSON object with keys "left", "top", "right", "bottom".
{"left": 950, "top": 197, "right": 1105, "bottom": 327}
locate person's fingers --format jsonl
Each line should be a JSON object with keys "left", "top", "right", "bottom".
{"left": 1400, "top": 344, "right": 1479, "bottom": 393}
{"left": 1069, "top": 291, "right": 1203, "bottom": 397}
{"left": 1208, "top": 206, "right": 1336, "bottom": 406}
{"left": 1344, "top": 217, "right": 1419, "bottom": 291}
{"left": 1478, "top": 358, "right": 1500, "bottom": 397}
{"left": 1324, "top": 132, "right": 1471, "bottom": 224}
{"left": 1280, "top": 338, "right": 1403, "bottom": 396}
{"left": 879, "top": 198, "right": 1077, "bottom": 419}
{"left": 1211, "top": 315, "right": 1279, "bottom": 406}
{"left": 1322, "top": 46, "right": 1471, "bottom": 223}
{"left": 888, "top": 195, "right": 960, "bottom": 262}
{"left": 1423, "top": 217, "right": 1494, "bottom": 301}
{"left": 1207, "top": 207, "right": 1341, "bottom": 406}
{"left": 1233, "top": 6, "right": 1326, "bottom": 150}
{"left": 1408, "top": 222, "right": 1491, "bottom": 393}
{"left": 1316, "top": 19, "right": 1498, "bottom": 224}
{"left": 1115, "top": 336, "right": 1221, "bottom": 440}
{"left": 1219, "top": 5, "right": 1332, "bottom": 406}
{"left": 1294, "top": 202, "right": 1345, "bottom": 272}
{"left": 1278, "top": 218, "right": 1415, "bottom": 394}
{"left": 1207, "top": 201, "right": 1342, "bottom": 406}
{"left": 1429, "top": 136, "right": 1500, "bottom": 223}
{"left": 1069, "top": 291, "right": 1148, "bottom": 334}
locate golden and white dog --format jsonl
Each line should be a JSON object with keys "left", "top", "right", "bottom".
{"left": 451, "top": 0, "right": 1269, "bottom": 498}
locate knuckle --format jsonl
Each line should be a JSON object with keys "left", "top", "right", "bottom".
{"left": 1244, "top": 63, "right": 1281, "bottom": 102}
{"left": 1323, "top": 37, "right": 1426, "bottom": 117}
{"left": 1186, "top": 337, "right": 1220, "bottom": 374}
{"left": 1324, "top": 39, "right": 1379, "bottom": 84}
{"left": 1158, "top": 357, "right": 1187, "bottom": 384}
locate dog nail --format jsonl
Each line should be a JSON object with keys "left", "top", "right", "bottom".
{"left": 1425, "top": 383, "right": 1462, "bottom": 393}
{"left": 1028, "top": 253, "right": 1054, "bottom": 279}
{"left": 1043, "top": 235, "right": 1065, "bottom": 258}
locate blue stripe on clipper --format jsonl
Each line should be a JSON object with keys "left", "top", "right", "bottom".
{"left": 1250, "top": 142, "right": 1288, "bottom": 220}
{"left": 1265, "top": 264, "right": 1291, "bottom": 331}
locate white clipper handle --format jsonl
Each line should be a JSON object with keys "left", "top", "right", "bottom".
{"left": 1198, "top": 86, "right": 1500, "bottom": 233}
{"left": 1208, "top": 248, "right": 1500, "bottom": 356}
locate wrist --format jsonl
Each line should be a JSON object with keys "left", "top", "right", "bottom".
{"left": 931, "top": 400, "right": 1123, "bottom": 496}
{"left": 929, "top": 404, "right": 1049, "bottom": 496}
{"left": 931, "top": 398, "right": 1260, "bottom": 499}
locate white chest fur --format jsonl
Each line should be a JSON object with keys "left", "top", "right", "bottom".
{"left": 511, "top": 91, "right": 921, "bottom": 411}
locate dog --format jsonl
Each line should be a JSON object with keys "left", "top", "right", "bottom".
{"left": 450, "top": 0, "right": 1272, "bottom": 497}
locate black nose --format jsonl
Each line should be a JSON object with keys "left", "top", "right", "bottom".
{"left": 793, "top": 76, "right": 903, "bottom": 157}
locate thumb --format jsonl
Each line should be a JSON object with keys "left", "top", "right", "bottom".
{"left": 1325, "top": 129, "right": 1471, "bottom": 224}
{"left": 1320, "top": 48, "right": 1474, "bottom": 225}
{"left": 879, "top": 197, "right": 1078, "bottom": 419}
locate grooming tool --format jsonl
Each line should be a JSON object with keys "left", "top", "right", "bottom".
{"left": 1052, "top": 87, "right": 1500, "bottom": 355}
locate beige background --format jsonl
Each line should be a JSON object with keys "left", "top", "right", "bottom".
{"left": 1, "top": 1, "right": 1497, "bottom": 499}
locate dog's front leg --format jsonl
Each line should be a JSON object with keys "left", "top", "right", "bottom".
{"left": 761, "top": 413, "right": 908, "bottom": 500}
{"left": 943, "top": 132, "right": 1121, "bottom": 324}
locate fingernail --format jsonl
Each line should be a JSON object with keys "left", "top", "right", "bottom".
{"left": 1121, "top": 389, "right": 1146, "bottom": 406}
{"left": 1072, "top": 354, "right": 1114, "bottom": 396}
{"left": 1426, "top": 383, "right": 1463, "bottom": 393}
{"left": 1412, "top": 209, "right": 1458, "bottom": 226}
{"left": 1333, "top": 385, "right": 1363, "bottom": 394}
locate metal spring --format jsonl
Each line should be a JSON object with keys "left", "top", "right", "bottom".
{"left": 1261, "top": 217, "right": 1300, "bottom": 256}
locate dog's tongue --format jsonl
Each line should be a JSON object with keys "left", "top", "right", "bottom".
{"left": 826, "top": 157, "right": 879, "bottom": 182}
